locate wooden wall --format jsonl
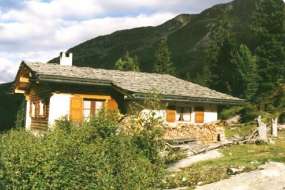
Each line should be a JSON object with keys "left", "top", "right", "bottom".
{"left": 28, "top": 89, "right": 49, "bottom": 131}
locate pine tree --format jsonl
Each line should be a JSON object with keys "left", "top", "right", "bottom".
{"left": 207, "top": 15, "right": 241, "bottom": 95}
{"left": 153, "top": 39, "right": 176, "bottom": 75}
{"left": 210, "top": 38, "right": 241, "bottom": 96}
{"left": 115, "top": 51, "right": 140, "bottom": 71}
{"left": 231, "top": 44, "right": 259, "bottom": 100}
{"left": 252, "top": 0, "right": 285, "bottom": 97}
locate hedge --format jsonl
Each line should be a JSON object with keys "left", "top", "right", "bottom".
{"left": 0, "top": 117, "right": 164, "bottom": 190}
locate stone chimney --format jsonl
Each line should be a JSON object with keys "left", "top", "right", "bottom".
{"left": 59, "top": 52, "right": 73, "bottom": 66}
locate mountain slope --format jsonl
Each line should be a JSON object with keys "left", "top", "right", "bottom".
{"left": 50, "top": 14, "right": 193, "bottom": 71}
{"left": 51, "top": 0, "right": 258, "bottom": 82}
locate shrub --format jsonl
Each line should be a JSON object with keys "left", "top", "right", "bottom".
{"left": 0, "top": 154, "right": 6, "bottom": 189}
{"left": 87, "top": 115, "right": 119, "bottom": 139}
{"left": 132, "top": 126, "right": 164, "bottom": 164}
{"left": 0, "top": 117, "right": 164, "bottom": 190}
{"left": 219, "top": 106, "right": 243, "bottom": 120}
{"left": 15, "top": 101, "right": 26, "bottom": 129}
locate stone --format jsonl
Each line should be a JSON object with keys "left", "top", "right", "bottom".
{"left": 227, "top": 166, "right": 245, "bottom": 175}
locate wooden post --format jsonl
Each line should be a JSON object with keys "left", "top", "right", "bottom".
{"left": 272, "top": 117, "right": 278, "bottom": 138}
{"left": 257, "top": 116, "right": 267, "bottom": 141}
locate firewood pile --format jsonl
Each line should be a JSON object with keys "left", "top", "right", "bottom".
{"left": 164, "top": 122, "right": 225, "bottom": 144}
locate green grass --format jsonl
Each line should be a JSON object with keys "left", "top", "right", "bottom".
{"left": 164, "top": 147, "right": 188, "bottom": 165}
{"left": 162, "top": 131, "right": 285, "bottom": 189}
{"left": 224, "top": 122, "right": 256, "bottom": 138}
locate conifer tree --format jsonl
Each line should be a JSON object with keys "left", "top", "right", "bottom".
{"left": 231, "top": 44, "right": 259, "bottom": 100}
{"left": 207, "top": 15, "right": 241, "bottom": 96}
{"left": 115, "top": 51, "right": 140, "bottom": 71}
{"left": 252, "top": 0, "right": 285, "bottom": 97}
{"left": 210, "top": 38, "right": 240, "bottom": 96}
{"left": 153, "top": 39, "right": 176, "bottom": 75}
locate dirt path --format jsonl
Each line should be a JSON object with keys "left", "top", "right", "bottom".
{"left": 168, "top": 149, "right": 223, "bottom": 172}
{"left": 196, "top": 162, "right": 285, "bottom": 190}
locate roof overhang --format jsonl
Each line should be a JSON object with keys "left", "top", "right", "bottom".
{"left": 37, "top": 74, "right": 112, "bottom": 87}
{"left": 13, "top": 62, "right": 35, "bottom": 94}
{"left": 126, "top": 93, "right": 245, "bottom": 105}
{"left": 13, "top": 62, "right": 244, "bottom": 105}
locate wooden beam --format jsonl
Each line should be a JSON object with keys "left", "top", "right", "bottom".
{"left": 19, "top": 77, "right": 29, "bottom": 83}
{"left": 15, "top": 89, "right": 25, "bottom": 94}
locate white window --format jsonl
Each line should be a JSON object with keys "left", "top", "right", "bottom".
{"left": 39, "top": 101, "right": 44, "bottom": 116}
{"left": 31, "top": 103, "right": 36, "bottom": 118}
{"left": 30, "top": 100, "right": 47, "bottom": 118}
{"left": 83, "top": 100, "right": 91, "bottom": 119}
{"left": 83, "top": 99, "right": 105, "bottom": 120}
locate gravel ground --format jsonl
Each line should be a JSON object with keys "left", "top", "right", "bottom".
{"left": 168, "top": 150, "right": 223, "bottom": 172}
{"left": 196, "top": 162, "right": 285, "bottom": 190}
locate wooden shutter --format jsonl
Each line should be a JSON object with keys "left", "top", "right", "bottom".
{"left": 195, "top": 112, "right": 204, "bottom": 123}
{"left": 107, "top": 99, "right": 118, "bottom": 110}
{"left": 70, "top": 95, "right": 83, "bottom": 123}
{"left": 166, "top": 110, "right": 176, "bottom": 123}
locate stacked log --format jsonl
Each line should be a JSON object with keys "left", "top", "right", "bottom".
{"left": 164, "top": 122, "right": 225, "bottom": 144}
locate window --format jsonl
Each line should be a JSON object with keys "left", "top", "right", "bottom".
{"left": 31, "top": 102, "right": 36, "bottom": 118}
{"left": 83, "top": 99, "right": 105, "bottom": 120}
{"left": 30, "top": 100, "right": 47, "bottom": 119}
{"left": 39, "top": 101, "right": 44, "bottom": 116}
{"left": 176, "top": 107, "right": 191, "bottom": 122}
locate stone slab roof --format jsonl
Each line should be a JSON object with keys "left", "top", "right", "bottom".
{"left": 23, "top": 62, "right": 243, "bottom": 104}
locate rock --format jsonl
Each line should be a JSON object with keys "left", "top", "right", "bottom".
{"left": 227, "top": 166, "right": 245, "bottom": 175}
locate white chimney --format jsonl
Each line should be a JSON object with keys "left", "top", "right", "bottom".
{"left": 59, "top": 52, "right": 73, "bottom": 66}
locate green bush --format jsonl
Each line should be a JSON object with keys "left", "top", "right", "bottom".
{"left": 219, "top": 106, "right": 243, "bottom": 120}
{"left": 88, "top": 116, "right": 118, "bottom": 139}
{"left": 132, "top": 126, "right": 164, "bottom": 164}
{"left": 0, "top": 116, "right": 164, "bottom": 190}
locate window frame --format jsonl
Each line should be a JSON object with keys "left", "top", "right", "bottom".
{"left": 83, "top": 98, "right": 105, "bottom": 120}
{"left": 30, "top": 100, "right": 47, "bottom": 119}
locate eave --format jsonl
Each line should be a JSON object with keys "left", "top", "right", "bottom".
{"left": 36, "top": 74, "right": 112, "bottom": 87}
{"left": 126, "top": 93, "right": 245, "bottom": 105}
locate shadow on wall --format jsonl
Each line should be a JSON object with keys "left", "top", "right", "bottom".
{"left": 0, "top": 83, "right": 24, "bottom": 132}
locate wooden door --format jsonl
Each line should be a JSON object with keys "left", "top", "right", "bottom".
{"left": 166, "top": 109, "right": 176, "bottom": 123}
{"left": 195, "top": 112, "right": 204, "bottom": 123}
{"left": 195, "top": 106, "right": 204, "bottom": 124}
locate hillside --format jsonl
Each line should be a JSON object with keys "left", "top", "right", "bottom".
{"left": 50, "top": 0, "right": 257, "bottom": 82}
